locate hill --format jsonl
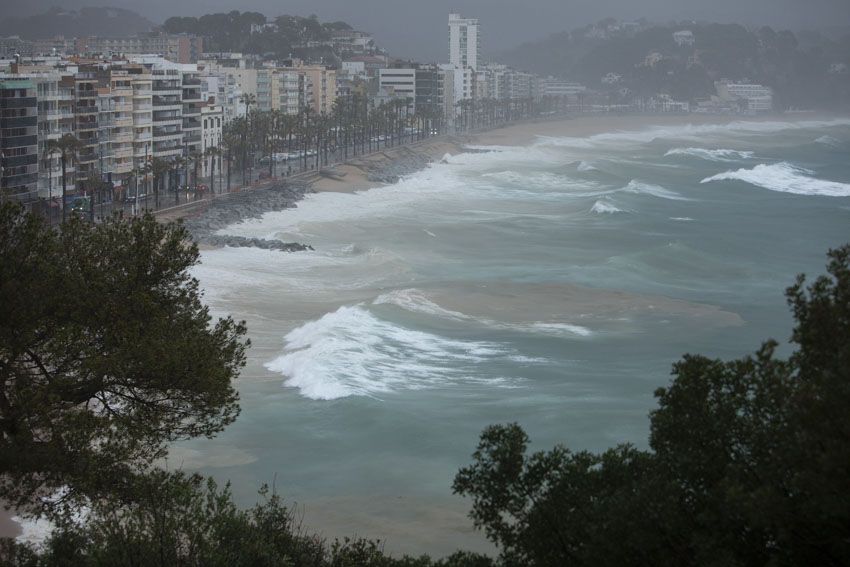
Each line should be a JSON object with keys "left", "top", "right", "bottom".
{"left": 163, "top": 11, "right": 362, "bottom": 64}
{"left": 500, "top": 19, "right": 850, "bottom": 110}
{"left": 0, "top": 6, "right": 155, "bottom": 39}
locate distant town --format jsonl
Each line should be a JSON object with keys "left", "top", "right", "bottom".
{"left": 0, "top": 10, "right": 838, "bottom": 216}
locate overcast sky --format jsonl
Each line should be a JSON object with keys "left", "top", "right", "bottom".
{"left": 11, "top": 0, "right": 850, "bottom": 60}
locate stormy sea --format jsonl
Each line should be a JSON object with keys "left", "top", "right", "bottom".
{"left": 186, "top": 117, "right": 850, "bottom": 556}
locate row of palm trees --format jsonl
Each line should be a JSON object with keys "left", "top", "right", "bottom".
{"left": 40, "top": 93, "right": 567, "bottom": 223}
{"left": 218, "top": 93, "right": 448, "bottom": 187}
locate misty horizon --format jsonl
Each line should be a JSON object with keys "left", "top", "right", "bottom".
{"left": 5, "top": 0, "right": 850, "bottom": 61}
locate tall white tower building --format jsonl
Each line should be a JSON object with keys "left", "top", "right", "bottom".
{"left": 448, "top": 13, "right": 480, "bottom": 71}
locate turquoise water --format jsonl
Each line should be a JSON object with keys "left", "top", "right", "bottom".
{"left": 186, "top": 118, "right": 850, "bottom": 556}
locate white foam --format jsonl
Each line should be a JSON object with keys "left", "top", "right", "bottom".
{"left": 670, "top": 217, "right": 695, "bottom": 222}
{"left": 265, "top": 305, "right": 521, "bottom": 400}
{"left": 13, "top": 516, "right": 53, "bottom": 548}
{"left": 577, "top": 160, "right": 597, "bottom": 172}
{"left": 373, "top": 289, "right": 469, "bottom": 321}
{"left": 815, "top": 135, "right": 841, "bottom": 147}
{"left": 423, "top": 229, "right": 437, "bottom": 238}
{"left": 665, "top": 147, "right": 755, "bottom": 162}
{"left": 536, "top": 118, "right": 850, "bottom": 147}
{"left": 701, "top": 162, "right": 850, "bottom": 197}
{"left": 591, "top": 199, "right": 623, "bottom": 214}
{"left": 514, "top": 322, "right": 594, "bottom": 337}
{"left": 621, "top": 180, "right": 689, "bottom": 201}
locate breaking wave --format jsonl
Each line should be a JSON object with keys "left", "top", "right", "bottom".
{"left": 815, "top": 135, "right": 841, "bottom": 148}
{"left": 665, "top": 147, "right": 755, "bottom": 162}
{"left": 577, "top": 160, "right": 597, "bottom": 172}
{"left": 265, "top": 305, "right": 522, "bottom": 400}
{"left": 621, "top": 180, "right": 689, "bottom": 200}
{"left": 591, "top": 199, "right": 623, "bottom": 214}
{"left": 701, "top": 162, "right": 850, "bottom": 197}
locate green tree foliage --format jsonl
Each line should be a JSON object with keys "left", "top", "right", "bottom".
{"left": 501, "top": 20, "right": 850, "bottom": 110}
{"left": 0, "top": 203, "right": 248, "bottom": 515}
{"left": 162, "top": 11, "right": 352, "bottom": 62}
{"left": 0, "top": 470, "right": 496, "bottom": 566}
{"left": 455, "top": 245, "right": 850, "bottom": 566}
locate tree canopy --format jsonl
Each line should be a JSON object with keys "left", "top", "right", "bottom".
{"left": 454, "top": 244, "right": 850, "bottom": 566}
{"left": 0, "top": 203, "right": 248, "bottom": 514}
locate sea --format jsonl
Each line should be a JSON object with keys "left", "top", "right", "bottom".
{"left": 180, "top": 117, "right": 850, "bottom": 556}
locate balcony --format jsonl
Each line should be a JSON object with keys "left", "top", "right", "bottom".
{"left": 182, "top": 78, "right": 201, "bottom": 86}
{"left": 184, "top": 134, "right": 202, "bottom": 144}
{"left": 0, "top": 135, "right": 37, "bottom": 149}
{"left": 0, "top": 97, "right": 37, "bottom": 109}
{"left": 1, "top": 115, "right": 37, "bottom": 128}
{"left": 153, "top": 127, "right": 182, "bottom": 139}
{"left": 0, "top": 154, "right": 38, "bottom": 168}
{"left": 152, "top": 84, "right": 181, "bottom": 93}
{"left": 77, "top": 105, "right": 98, "bottom": 115}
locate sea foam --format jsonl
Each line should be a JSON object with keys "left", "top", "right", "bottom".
{"left": 665, "top": 147, "right": 755, "bottom": 162}
{"left": 621, "top": 180, "right": 689, "bottom": 200}
{"left": 591, "top": 199, "right": 623, "bottom": 214}
{"left": 701, "top": 162, "right": 850, "bottom": 197}
{"left": 265, "top": 305, "right": 520, "bottom": 400}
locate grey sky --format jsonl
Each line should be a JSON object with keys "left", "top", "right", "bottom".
{"left": 9, "top": 0, "right": 850, "bottom": 60}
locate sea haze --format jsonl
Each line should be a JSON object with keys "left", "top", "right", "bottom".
{"left": 185, "top": 117, "right": 850, "bottom": 556}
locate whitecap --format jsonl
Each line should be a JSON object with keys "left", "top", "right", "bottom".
{"left": 701, "top": 162, "right": 850, "bottom": 197}
{"left": 665, "top": 147, "right": 755, "bottom": 162}
{"left": 512, "top": 322, "right": 594, "bottom": 337}
{"left": 815, "top": 135, "right": 841, "bottom": 148}
{"left": 621, "top": 180, "right": 689, "bottom": 201}
{"left": 577, "top": 160, "right": 597, "bottom": 172}
{"left": 535, "top": 118, "right": 850, "bottom": 148}
{"left": 373, "top": 289, "right": 469, "bottom": 321}
{"left": 265, "top": 305, "right": 521, "bottom": 400}
{"left": 670, "top": 217, "right": 695, "bottom": 222}
{"left": 591, "top": 199, "right": 623, "bottom": 214}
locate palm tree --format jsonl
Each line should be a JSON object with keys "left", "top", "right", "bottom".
{"left": 239, "top": 94, "right": 257, "bottom": 185}
{"left": 146, "top": 157, "right": 171, "bottom": 210}
{"left": 45, "top": 134, "right": 84, "bottom": 223}
{"left": 205, "top": 145, "right": 221, "bottom": 195}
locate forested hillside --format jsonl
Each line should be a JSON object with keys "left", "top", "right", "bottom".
{"left": 0, "top": 6, "right": 155, "bottom": 39}
{"left": 501, "top": 20, "right": 850, "bottom": 109}
{"left": 163, "top": 11, "right": 358, "bottom": 63}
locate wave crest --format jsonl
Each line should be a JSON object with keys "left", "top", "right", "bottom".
{"left": 265, "top": 306, "right": 521, "bottom": 400}
{"left": 665, "top": 147, "right": 754, "bottom": 162}
{"left": 701, "top": 162, "right": 850, "bottom": 197}
{"left": 591, "top": 199, "right": 623, "bottom": 214}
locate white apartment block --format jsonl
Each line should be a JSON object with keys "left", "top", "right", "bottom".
{"left": 449, "top": 13, "right": 480, "bottom": 71}
{"left": 378, "top": 68, "right": 416, "bottom": 111}
{"left": 716, "top": 80, "right": 773, "bottom": 112}
{"left": 29, "top": 73, "right": 76, "bottom": 198}
{"left": 97, "top": 73, "right": 135, "bottom": 187}
{"left": 201, "top": 103, "right": 223, "bottom": 178}
{"left": 673, "top": 30, "right": 695, "bottom": 47}
{"left": 538, "top": 78, "right": 587, "bottom": 98}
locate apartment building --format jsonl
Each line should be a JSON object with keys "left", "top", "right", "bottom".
{"left": 31, "top": 73, "right": 76, "bottom": 199}
{"left": 73, "top": 70, "right": 100, "bottom": 191}
{"left": 449, "top": 13, "right": 480, "bottom": 71}
{"left": 82, "top": 34, "right": 204, "bottom": 64}
{"left": 378, "top": 68, "right": 416, "bottom": 112}
{"left": 297, "top": 65, "right": 337, "bottom": 114}
{"left": 201, "top": 103, "right": 223, "bottom": 178}
{"left": 715, "top": 80, "right": 773, "bottom": 112}
{"left": 98, "top": 72, "right": 135, "bottom": 190}
{"left": 0, "top": 77, "right": 39, "bottom": 202}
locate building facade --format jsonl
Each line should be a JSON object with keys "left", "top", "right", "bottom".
{"left": 0, "top": 77, "right": 39, "bottom": 202}
{"left": 449, "top": 13, "right": 480, "bottom": 71}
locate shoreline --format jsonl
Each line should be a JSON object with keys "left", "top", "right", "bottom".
{"left": 170, "top": 111, "right": 849, "bottom": 249}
